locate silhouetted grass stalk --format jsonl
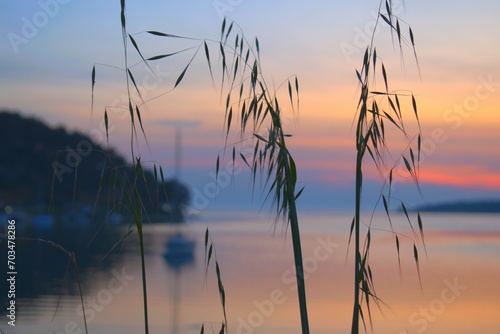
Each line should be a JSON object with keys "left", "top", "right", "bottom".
{"left": 121, "top": 158, "right": 150, "bottom": 334}
{"left": 196, "top": 19, "right": 311, "bottom": 333}
{"left": 203, "top": 228, "right": 228, "bottom": 333}
{"left": 287, "top": 180, "right": 310, "bottom": 334}
{"left": 112, "top": 2, "right": 151, "bottom": 332}
{"left": 350, "top": 1, "right": 424, "bottom": 332}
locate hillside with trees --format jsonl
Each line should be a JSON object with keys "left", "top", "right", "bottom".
{"left": 0, "top": 110, "right": 189, "bottom": 222}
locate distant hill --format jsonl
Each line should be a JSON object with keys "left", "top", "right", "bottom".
{"left": 0, "top": 110, "right": 189, "bottom": 221}
{"left": 412, "top": 200, "right": 500, "bottom": 213}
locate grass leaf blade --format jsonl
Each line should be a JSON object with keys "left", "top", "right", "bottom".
{"left": 104, "top": 109, "right": 109, "bottom": 146}
{"left": 91, "top": 65, "right": 96, "bottom": 116}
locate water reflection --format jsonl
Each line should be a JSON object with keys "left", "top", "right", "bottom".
{"left": 163, "top": 233, "right": 196, "bottom": 334}
{"left": 3, "top": 213, "right": 500, "bottom": 333}
{"left": 0, "top": 217, "right": 125, "bottom": 317}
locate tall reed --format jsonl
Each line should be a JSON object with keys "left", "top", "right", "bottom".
{"left": 213, "top": 20, "right": 309, "bottom": 333}
{"left": 91, "top": 1, "right": 157, "bottom": 332}
{"left": 350, "top": 1, "right": 425, "bottom": 332}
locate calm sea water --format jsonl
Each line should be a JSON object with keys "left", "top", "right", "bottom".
{"left": 3, "top": 211, "right": 500, "bottom": 334}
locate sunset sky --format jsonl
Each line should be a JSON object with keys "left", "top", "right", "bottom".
{"left": 1, "top": 0, "right": 499, "bottom": 212}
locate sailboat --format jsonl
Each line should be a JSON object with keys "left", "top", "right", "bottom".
{"left": 163, "top": 232, "right": 196, "bottom": 268}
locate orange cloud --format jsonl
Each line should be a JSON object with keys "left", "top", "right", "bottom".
{"left": 419, "top": 166, "right": 500, "bottom": 189}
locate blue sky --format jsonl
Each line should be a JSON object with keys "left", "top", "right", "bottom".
{"left": 1, "top": 1, "right": 500, "bottom": 212}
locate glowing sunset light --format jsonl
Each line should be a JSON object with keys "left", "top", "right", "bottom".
{"left": 4, "top": 0, "right": 498, "bottom": 207}
{"left": 1, "top": 2, "right": 500, "bottom": 334}
{"left": 419, "top": 165, "right": 500, "bottom": 189}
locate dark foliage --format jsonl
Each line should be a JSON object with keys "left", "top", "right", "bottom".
{"left": 0, "top": 110, "right": 189, "bottom": 221}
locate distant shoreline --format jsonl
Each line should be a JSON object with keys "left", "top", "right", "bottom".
{"left": 410, "top": 200, "right": 500, "bottom": 213}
